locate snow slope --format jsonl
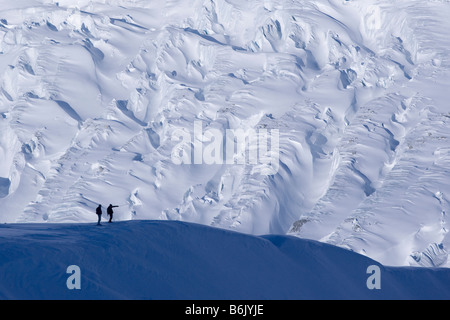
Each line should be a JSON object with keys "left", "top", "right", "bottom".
{"left": 0, "top": 220, "right": 449, "bottom": 300}
{"left": 0, "top": 0, "right": 449, "bottom": 268}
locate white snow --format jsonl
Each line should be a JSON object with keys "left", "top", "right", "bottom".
{"left": 0, "top": 0, "right": 449, "bottom": 269}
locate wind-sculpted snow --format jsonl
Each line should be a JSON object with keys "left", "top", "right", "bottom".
{"left": 0, "top": 0, "right": 449, "bottom": 267}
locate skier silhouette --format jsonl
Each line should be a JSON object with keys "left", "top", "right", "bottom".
{"left": 96, "top": 205, "right": 103, "bottom": 225}
{"left": 107, "top": 204, "right": 119, "bottom": 223}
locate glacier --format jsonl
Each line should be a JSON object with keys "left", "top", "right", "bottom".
{"left": 0, "top": 0, "right": 449, "bottom": 271}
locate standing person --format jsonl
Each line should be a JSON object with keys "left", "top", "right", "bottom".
{"left": 107, "top": 204, "right": 119, "bottom": 223}
{"left": 96, "top": 205, "right": 103, "bottom": 225}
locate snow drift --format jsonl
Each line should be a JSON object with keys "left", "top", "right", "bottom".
{"left": 0, "top": 220, "right": 449, "bottom": 300}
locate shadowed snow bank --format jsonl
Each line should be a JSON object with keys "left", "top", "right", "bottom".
{"left": 0, "top": 220, "right": 449, "bottom": 300}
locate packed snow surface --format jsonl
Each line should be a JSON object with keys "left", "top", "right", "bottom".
{"left": 0, "top": 0, "right": 450, "bottom": 268}
{"left": 0, "top": 220, "right": 449, "bottom": 300}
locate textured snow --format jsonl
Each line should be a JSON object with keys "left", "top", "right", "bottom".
{"left": 0, "top": 0, "right": 449, "bottom": 268}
